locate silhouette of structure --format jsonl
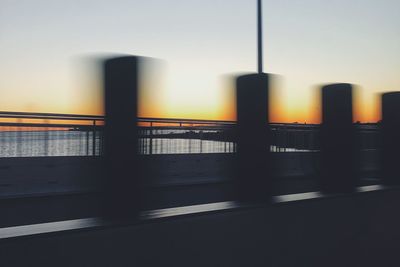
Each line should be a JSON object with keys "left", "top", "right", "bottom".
{"left": 233, "top": 0, "right": 273, "bottom": 202}
{"left": 257, "top": 0, "right": 263, "bottom": 74}
{"left": 103, "top": 56, "right": 143, "bottom": 218}
{"left": 381, "top": 92, "right": 400, "bottom": 185}
{"left": 235, "top": 73, "right": 272, "bottom": 202}
{"left": 320, "top": 83, "right": 357, "bottom": 193}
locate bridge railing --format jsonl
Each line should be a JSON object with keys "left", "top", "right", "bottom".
{"left": 0, "top": 111, "right": 380, "bottom": 157}
{"left": 0, "top": 111, "right": 103, "bottom": 157}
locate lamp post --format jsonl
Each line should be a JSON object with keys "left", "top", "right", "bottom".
{"left": 233, "top": 0, "right": 272, "bottom": 202}
{"left": 257, "top": 0, "right": 263, "bottom": 73}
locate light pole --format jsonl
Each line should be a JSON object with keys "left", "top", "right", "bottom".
{"left": 257, "top": 0, "right": 263, "bottom": 73}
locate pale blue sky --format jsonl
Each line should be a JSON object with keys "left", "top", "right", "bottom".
{"left": 1, "top": 0, "right": 399, "bottom": 122}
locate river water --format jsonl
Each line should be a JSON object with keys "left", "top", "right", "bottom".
{"left": 0, "top": 130, "right": 236, "bottom": 157}
{"left": 0, "top": 130, "right": 308, "bottom": 157}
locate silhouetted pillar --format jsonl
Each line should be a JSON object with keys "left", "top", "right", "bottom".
{"left": 235, "top": 73, "right": 272, "bottom": 202}
{"left": 381, "top": 92, "right": 400, "bottom": 185}
{"left": 103, "top": 56, "right": 143, "bottom": 218}
{"left": 320, "top": 83, "right": 357, "bottom": 193}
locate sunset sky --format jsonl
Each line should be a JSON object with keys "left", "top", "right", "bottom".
{"left": 1, "top": 0, "right": 399, "bottom": 123}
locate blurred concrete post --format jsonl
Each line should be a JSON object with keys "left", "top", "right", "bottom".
{"left": 381, "top": 92, "right": 400, "bottom": 185}
{"left": 235, "top": 73, "right": 272, "bottom": 202}
{"left": 103, "top": 56, "right": 142, "bottom": 218}
{"left": 320, "top": 83, "right": 356, "bottom": 193}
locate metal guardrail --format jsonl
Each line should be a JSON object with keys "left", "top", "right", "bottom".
{"left": 0, "top": 112, "right": 102, "bottom": 157}
{"left": 0, "top": 111, "right": 379, "bottom": 157}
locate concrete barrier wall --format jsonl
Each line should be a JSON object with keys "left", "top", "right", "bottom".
{"left": 1, "top": 188, "right": 399, "bottom": 267}
{"left": 0, "top": 157, "right": 101, "bottom": 197}
{"left": 0, "top": 151, "right": 380, "bottom": 198}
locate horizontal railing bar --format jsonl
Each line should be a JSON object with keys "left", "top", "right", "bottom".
{"left": 0, "top": 115, "right": 103, "bottom": 122}
{"left": 138, "top": 117, "right": 235, "bottom": 125}
{"left": 0, "top": 111, "right": 103, "bottom": 120}
{"left": 0, "top": 122, "right": 102, "bottom": 129}
{"left": 0, "top": 111, "right": 379, "bottom": 131}
{"left": 140, "top": 126, "right": 232, "bottom": 131}
{"left": 0, "top": 122, "right": 378, "bottom": 132}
